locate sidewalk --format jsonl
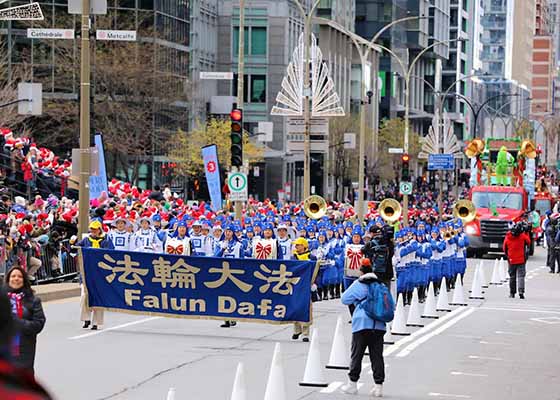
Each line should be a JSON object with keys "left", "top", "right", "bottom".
{"left": 34, "top": 282, "right": 80, "bottom": 302}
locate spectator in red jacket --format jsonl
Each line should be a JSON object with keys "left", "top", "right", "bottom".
{"left": 503, "top": 223, "right": 531, "bottom": 299}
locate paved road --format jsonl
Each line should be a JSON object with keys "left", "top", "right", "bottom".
{"left": 36, "top": 247, "right": 560, "bottom": 400}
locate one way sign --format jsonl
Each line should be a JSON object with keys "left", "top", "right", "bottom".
{"left": 228, "top": 172, "right": 248, "bottom": 201}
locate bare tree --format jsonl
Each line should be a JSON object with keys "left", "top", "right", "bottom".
{"left": 328, "top": 114, "right": 360, "bottom": 201}
{"left": 0, "top": 44, "right": 32, "bottom": 130}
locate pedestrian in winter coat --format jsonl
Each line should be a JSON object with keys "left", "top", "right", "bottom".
{"left": 340, "top": 263, "right": 386, "bottom": 398}
{"left": 3, "top": 266, "right": 46, "bottom": 374}
{"left": 0, "top": 287, "right": 52, "bottom": 399}
{"left": 503, "top": 224, "right": 531, "bottom": 299}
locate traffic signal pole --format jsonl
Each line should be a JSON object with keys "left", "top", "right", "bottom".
{"left": 234, "top": 0, "right": 244, "bottom": 221}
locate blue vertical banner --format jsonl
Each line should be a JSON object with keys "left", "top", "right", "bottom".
{"left": 201, "top": 144, "right": 222, "bottom": 211}
{"left": 89, "top": 134, "right": 109, "bottom": 199}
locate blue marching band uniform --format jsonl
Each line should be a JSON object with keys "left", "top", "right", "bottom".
{"left": 100, "top": 209, "right": 469, "bottom": 306}
{"left": 393, "top": 219, "right": 469, "bottom": 304}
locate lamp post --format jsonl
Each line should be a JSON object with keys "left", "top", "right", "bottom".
{"left": 291, "top": 0, "right": 323, "bottom": 201}
{"left": 313, "top": 15, "right": 424, "bottom": 221}
{"left": 377, "top": 37, "right": 467, "bottom": 225}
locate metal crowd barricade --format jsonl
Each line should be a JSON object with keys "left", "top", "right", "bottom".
{"left": 0, "top": 237, "right": 6, "bottom": 279}
{"left": 36, "top": 238, "right": 78, "bottom": 284}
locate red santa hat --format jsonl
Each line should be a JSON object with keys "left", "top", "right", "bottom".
{"left": 0, "top": 128, "right": 13, "bottom": 138}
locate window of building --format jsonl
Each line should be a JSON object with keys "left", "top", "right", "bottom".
{"left": 233, "top": 26, "right": 267, "bottom": 57}
{"left": 250, "top": 75, "right": 266, "bottom": 103}
{"left": 462, "top": 17, "right": 468, "bottom": 33}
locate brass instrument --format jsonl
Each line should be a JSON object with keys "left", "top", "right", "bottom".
{"left": 520, "top": 139, "right": 537, "bottom": 159}
{"left": 453, "top": 200, "right": 477, "bottom": 224}
{"left": 379, "top": 198, "right": 402, "bottom": 224}
{"left": 303, "top": 195, "right": 327, "bottom": 220}
{"left": 465, "top": 138, "right": 485, "bottom": 158}
{"left": 444, "top": 230, "right": 454, "bottom": 240}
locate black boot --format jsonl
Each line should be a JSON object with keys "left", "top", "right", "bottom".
{"left": 82, "top": 321, "right": 91, "bottom": 329}
{"left": 220, "top": 321, "right": 231, "bottom": 328}
{"left": 90, "top": 325, "right": 98, "bottom": 330}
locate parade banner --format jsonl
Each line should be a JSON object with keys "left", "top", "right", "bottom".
{"left": 201, "top": 144, "right": 222, "bottom": 211}
{"left": 89, "top": 134, "right": 108, "bottom": 199}
{"left": 82, "top": 248, "right": 317, "bottom": 324}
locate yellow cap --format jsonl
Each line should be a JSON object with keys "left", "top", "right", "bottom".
{"left": 293, "top": 237, "right": 309, "bottom": 249}
{"left": 89, "top": 220, "right": 103, "bottom": 230}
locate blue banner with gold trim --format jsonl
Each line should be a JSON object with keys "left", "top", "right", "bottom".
{"left": 82, "top": 249, "right": 316, "bottom": 323}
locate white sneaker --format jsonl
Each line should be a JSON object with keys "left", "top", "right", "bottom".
{"left": 369, "top": 384, "right": 383, "bottom": 397}
{"left": 340, "top": 380, "right": 358, "bottom": 394}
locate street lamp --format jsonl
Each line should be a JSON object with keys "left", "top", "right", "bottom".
{"left": 377, "top": 37, "right": 468, "bottom": 225}
{"left": 313, "top": 15, "right": 427, "bottom": 221}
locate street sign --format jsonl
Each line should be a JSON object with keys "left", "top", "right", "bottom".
{"left": 17, "top": 83, "right": 42, "bottom": 115}
{"left": 399, "top": 182, "right": 412, "bottom": 195}
{"left": 200, "top": 71, "right": 234, "bottom": 80}
{"left": 96, "top": 30, "right": 136, "bottom": 41}
{"left": 27, "top": 28, "right": 74, "bottom": 39}
{"left": 228, "top": 172, "right": 248, "bottom": 202}
{"left": 428, "top": 154, "right": 455, "bottom": 171}
{"left": 287, "top": 117, "right": 329, "bottom": 135}
{"left": 388, "top": 147, "right": 404, "bottom": 154}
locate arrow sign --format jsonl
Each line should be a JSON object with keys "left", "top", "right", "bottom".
{"left": 228, "top": 172, "right": 248, "bottom": 201}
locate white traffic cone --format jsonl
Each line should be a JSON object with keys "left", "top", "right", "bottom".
{"left": 230, "top": 363, "right": 248, "bottom": 400}
{"left": 300, "top": 330, "right": 329, "bottom": 387}
{"left": 422, "top": 282, "right": 439, "bottom": 319}
{"left": 166, "top": 388, "right": 176, "bottom": 400}
{"left": 479, "top": 260, "right": 489, "bottom": 288}
{"left": 406, "top": 288, "right": 424, "bottom": 327}
{"left": 436, "top": 277, "right": 452, "bottom": 311}
{"left": 326, "top": 316, "right": 349, "bottom": 370}
{"left": 449, "top": 274, "right": 468, "bottom": 306}
{"left": 469, "top": 264, "right": 485, "bottom": 300}
{"left": 264, "top": 343, "right": 287, "bottom": 400}
{"left": 501, "top": 258, "right": 509, "bottom": 282}
{"left": 391, "top": 294, "right": 410, "bottom": 336}
{"left": 489, "top": 258, "right": 502, "bottom": 285}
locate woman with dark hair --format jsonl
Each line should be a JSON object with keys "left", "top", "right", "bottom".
{"left": 4, "top": 266, "right": 46, "bottom": 374}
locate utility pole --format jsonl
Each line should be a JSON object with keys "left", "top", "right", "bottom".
{"left": 234, "top": 0, "right": 244, "bottom": 220}
{"left": 78, "top": 0, "right": 91, "bottom": 239}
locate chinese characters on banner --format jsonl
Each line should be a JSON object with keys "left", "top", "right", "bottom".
{"left": 82, "top": 249, "right": 317, "bottom": 323}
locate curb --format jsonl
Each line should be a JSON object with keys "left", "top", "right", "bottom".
{"left": 36, "top": 287, "right": 81, "bottom": 303}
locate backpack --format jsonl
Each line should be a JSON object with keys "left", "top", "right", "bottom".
{"left": 369, "top": 239, "right": 389, "bottom": 274}
{"left": 359, "top": 282, "right": 395, "bottom": 322}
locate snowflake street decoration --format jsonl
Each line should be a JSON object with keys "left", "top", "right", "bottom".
{"left": 271, "top": 33, "right": 344, "bottom": 117}
{"left": 419, "top": 113, "right": 461, "bottom": 159}
{"left": 0, "top": 0, "right": 44, "bottom": 20}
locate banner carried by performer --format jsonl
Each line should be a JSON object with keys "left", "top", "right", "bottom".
{"left": 82, "top": 248, "right": 316, "bottom": 323}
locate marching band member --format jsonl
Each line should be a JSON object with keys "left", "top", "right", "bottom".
{"left": 211, "top": 225, "right": 224, "bottom": 255}
{"left": 131, "top": 216, "right": 163, "bottom": 253}
{"left": 108, "top": 215, "right": 131, "bottom": 251}
{"left": 342, "top": 226, "right": 365, "bottom": 287}
{"left": 165, "top": 221, "right": 191, "bottom": 256}
{"left": 251, "top": 223, "right": 281, "bottom": 260}
{"left": 415, "top": 227, "right": 432, "bottom": 301}
{"left": 429, "top": 226, "right": 445, "bottom": 294}
{"left": 454, "top": 220, "right": 469, "bottom": 283}
{"left": 214, "top": 225, "right": 244, "bottom": 328}
{"left": 315, "top": 230, "right": 336, "bottom": 301}
{"left": 291, "top": 237, "right": 316, "bottom": 342}
{"left": 152, "top": 214, "right": 168, "bottom": 245}
{"left": 190, "top": 220, "right": 213, "bottom": 256}
{"left": 277, "top": 224, "right": 293, "bottom": 261}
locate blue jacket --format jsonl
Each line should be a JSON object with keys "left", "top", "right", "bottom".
{"left": 341, "top": 273, "right": 387, "bottom": 333}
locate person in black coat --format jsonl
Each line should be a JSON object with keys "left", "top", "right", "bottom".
{"left": 4, "top": 266, "right": 46, "bottom": 374}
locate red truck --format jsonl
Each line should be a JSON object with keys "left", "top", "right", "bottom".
{"left": 463, "top": 185, "right": 534, "bottom": 258}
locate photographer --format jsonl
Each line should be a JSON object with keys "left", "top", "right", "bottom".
{"left": 361, "top": 225, "right": 394, "bottom": 288}
{"left": 503, "top": 222, "right": 531, "bottom": 299}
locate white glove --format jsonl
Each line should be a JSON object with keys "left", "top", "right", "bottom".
{"left": 311, "top": 284, "right": 317, "bottom": 292}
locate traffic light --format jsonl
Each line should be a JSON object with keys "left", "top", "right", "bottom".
{"left": 230, "top": 108, "right": 243, "bottom": 167}
{"left": 401, "top": 153, "right": 410, "bottom": 182}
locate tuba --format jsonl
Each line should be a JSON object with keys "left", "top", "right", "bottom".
{"left": 453, "top": 200, "right": 477, "bottom": 224}
{"left": 303, "top": 195, "right": 327, "bottom": 220}
{"left": 379, "top": 198, "right": 402, "bottom": 224}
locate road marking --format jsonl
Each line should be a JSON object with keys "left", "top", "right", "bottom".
{"left": 450, "top": 334, "right": 483, "bottom": 340}
{"left": 395, "top": 308, "right": 476, "bottom": 358}
{"left": 384, "top": 307, "right": 468, "bottom": 357}
{"left": 468, "top": 355, "right": 503, "bottom": 361}
{"left": 530, "top": 317, "right": 560, "bottom": 324}
{"left": 320, "top": 382, "right": 343, "bottom": 394}
{"left": 428, "top": 392, "right": 471, "bottom": 398}
{"left": 495, "top": 331, "right": 522, "bottom": 336}
{"left": 481, "top": 307, "right": 560, "bottom": 314}
{"left": 68, "top": 317, "right": 161, "bottom": 340}
{"left": 450, "top": 371, "right": 488, "bottom": 377}
{"left": 479, "top": 340, "right": 510, "bottom": 346}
